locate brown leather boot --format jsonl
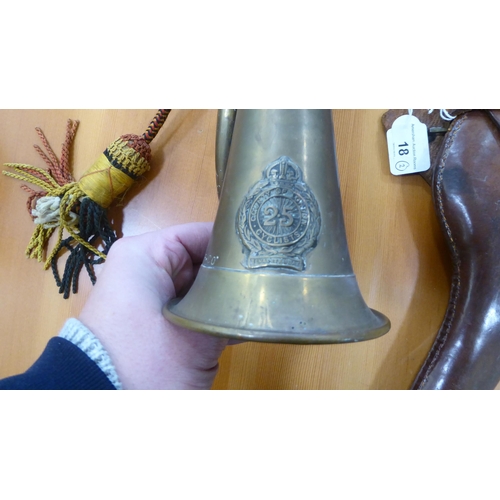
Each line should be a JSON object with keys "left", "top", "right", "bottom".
{"left": 383, "top": 109, "right": 500, "bottom": 389}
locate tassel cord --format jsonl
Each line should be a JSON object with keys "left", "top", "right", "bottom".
{"left": 3, "top": 110, "right": 172, "bottom": 297}
{"left": 50, "top": 197, "right": 116, "bottom": 297}
{"left": 142, "top": 109, "right": 171, "bottom": 144}
{"left": 3, "top": 164, "right": 64, "bottom": 192}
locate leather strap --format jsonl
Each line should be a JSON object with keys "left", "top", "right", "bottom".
{"left": 382, "top": 109, "right": 500, "bottom": 389}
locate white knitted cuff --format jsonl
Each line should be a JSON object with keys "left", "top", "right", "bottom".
{"left": 58, "top": 318, "right": 122, "bottom": 390}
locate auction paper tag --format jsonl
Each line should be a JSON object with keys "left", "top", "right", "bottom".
{"left": 386, "top": 114, "right": 430, "bottom": 175}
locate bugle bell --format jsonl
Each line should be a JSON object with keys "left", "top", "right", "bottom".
{"left": 164, "top": 110, "right": 390, "bottom": 344}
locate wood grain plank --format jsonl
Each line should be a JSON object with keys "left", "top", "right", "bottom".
{"left": 0, "top": 109, "right": 490, "bottom": 389}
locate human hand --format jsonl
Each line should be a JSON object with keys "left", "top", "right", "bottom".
{"left": 79, "top": 222, "right": 229, "bottom": 389}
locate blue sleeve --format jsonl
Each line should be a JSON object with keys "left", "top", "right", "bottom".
{"left": 0, "top": 337, "right": 116, "bottom": 390}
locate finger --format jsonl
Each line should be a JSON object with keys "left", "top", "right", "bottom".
{"left": 168, "top": 222, "right": 213, "bottom": 265}
{"left": 152, "top": 222, "right": 213, "bottom": 275}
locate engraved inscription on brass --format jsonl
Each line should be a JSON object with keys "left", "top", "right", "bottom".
{"left": 236, "top": 156, "right": 321, "bottom": 271}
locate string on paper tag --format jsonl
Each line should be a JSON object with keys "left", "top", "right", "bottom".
{"left": 386, "top": 113, "right": 431, "bottom": 176}
{"left": 428, "top": 109, "right": 456, "bottom": 121}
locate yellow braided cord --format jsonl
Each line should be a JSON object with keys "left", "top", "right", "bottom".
{"left": 43, "top": 185, "right": 81, "bottom": 269}
{"left": 50, "top": 227, "right": 108, "bottom": 267}
{"left": 26, "top": 225, "right": 55, "bottom": 261}
{"left": 43, "top": 225, "right": 64, "bottom": 269}
{"left": 42, "top": 184, "right": 107, "bottom": 268}
{"left": 59, "top": 187, "right": 108, "bottom": 261}
{"left": 3, "top": 163, "right": 105, "bottom": 265}
{"left": 3, "top": 163, "right": 62, "bottom": 192}
{"left": 3, "top": 164, "right": 79, "bottom": 263}
{"left": 4, "top": 131, "right": 155, "bottom": 279}
{"left": 4, "top": 158, "right": 112, "bottom": 267}
{"left": 78, "top": 138, "right": 150, "bottom": 208}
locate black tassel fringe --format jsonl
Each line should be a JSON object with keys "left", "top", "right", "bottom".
{"left": 51, "top": 197, "right": 117, "bottom": 298}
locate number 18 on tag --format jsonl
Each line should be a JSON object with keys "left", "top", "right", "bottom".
{"left": 386, "top": 114, "right": 431, "bottom": 176}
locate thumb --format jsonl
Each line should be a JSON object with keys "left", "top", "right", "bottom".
{"left": 150, "top": 222, "right": 214, "bottom": 280}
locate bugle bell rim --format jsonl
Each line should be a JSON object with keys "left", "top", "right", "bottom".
{"left": 164, "top": 299, "right": 390, "bottom": 344}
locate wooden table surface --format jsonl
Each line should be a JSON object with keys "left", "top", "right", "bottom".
{"left": 0, "top": 109, "right": 489, "bottom": 390}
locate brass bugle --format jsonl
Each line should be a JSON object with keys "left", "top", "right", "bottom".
{"left": 164, "top": 110, "right": 390, "bottom": 344}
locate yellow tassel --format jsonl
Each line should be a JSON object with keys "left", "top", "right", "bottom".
{"left": 78, "top": 136, "right": 150, "bottom": 208}
{"left": 25, "top": 225, "right": 55, "bottom": 262}
{"left": 3, "top": 135, "right": 149, "bottom": 266}
{"left": 2, "top": 110, "right": 171, "bottom": 297}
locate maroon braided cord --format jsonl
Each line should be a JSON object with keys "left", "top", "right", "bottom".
{"left": 58, "top": 119, "right": 78, "bottom": 184}
{"left": 33, "top": 120, "right": 76, "bottom": 186}
{"left": 35, "top": 127, "right": 60, "bottom": 170}
{"left": 142, "top": 109, "right": 171, "bottom": 144}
